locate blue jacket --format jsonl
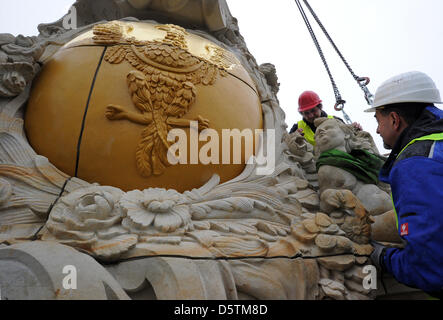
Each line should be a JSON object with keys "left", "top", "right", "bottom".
{"left": 379, "top": 105, "right": 443, "bottom": 294}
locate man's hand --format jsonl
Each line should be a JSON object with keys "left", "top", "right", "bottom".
{"left": 370, "top": 240, "right": 387, "bottom": 271}
{"left": 296, "top": 128, "right": 304, "bottom": 136}
{"left": 352, "top": 122, "right": 363, "bottom": 131}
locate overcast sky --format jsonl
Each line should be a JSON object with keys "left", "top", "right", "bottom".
{"left": 1, "top": 0, "right": 443, "bottom": 153}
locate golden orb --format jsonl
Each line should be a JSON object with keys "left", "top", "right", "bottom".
{"left": 25, "top": 21, "right": 262, "bottom": 192}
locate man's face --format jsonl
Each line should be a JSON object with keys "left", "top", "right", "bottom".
{"left": 375, "top": 109, "right": 398, "bottom": 149}
{"left": 301, "top": 106, "right": 322, "bottom": 123}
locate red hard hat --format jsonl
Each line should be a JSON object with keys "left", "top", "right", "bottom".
{"left": 298, "top": 91, "right": 322, "bottom": 112}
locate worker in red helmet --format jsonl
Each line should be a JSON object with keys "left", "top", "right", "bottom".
{"left": 289, "top": 91, "right": 362, "bottom": 146}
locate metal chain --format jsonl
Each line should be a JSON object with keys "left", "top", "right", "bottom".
{"left": 303, "top": 0, "right": 357, "bottom": 80}
{"left": 294, "top": 0, "right": 346, "bottom": 113}
{"left": 302, "top": 0, "right": 374, "bottom": 105}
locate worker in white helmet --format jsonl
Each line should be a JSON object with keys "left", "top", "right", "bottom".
{"left": 367, "top": 71, "right": 443, "bottom": 298}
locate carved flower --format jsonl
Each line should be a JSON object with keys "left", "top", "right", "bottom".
{"left": 120, "top": 188, "right": 191, "bottom": 233}
{"left": 49, "top": 188, "right": 123, "bottom": 233}
{"left": 44, "top": 186, "right": 138, "bottom": 260}
{"left": 341, "top": 216, "right": 372, "bottom": 245}
{"left": 74, "top": 191, "right": 116, "bottom": 221}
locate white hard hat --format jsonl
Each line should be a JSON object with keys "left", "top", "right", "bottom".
{"left": 364, "top": 71, "right": 443, "bottom": 112}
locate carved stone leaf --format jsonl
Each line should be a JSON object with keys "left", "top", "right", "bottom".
{"left": 256, "top": 221, "right": 290, "bottom": 236}
{"left": 352, "top": 243, "right": 373, "bottom": 256}
{"left": 345, "top": 265, "right": 367, "bottom": 283}
{"left": 318, "top": 255, "right": 355, "bottom": 272}
{"left": 97, "top": 226, "right": 129, "bottom": 240}
{"left": 321, "top": 224, "right": 340, "bottom": 235}
{"left": 82, "top": 215, "right": 122, "bottom": 230}
{"left": 315, "top": 234, "right": 337, "bottom": 252}
{"left": 91, "top": 234, "right": 138, "bottom": 260}
{"left": 256, "top": 232, "right": 278, "bottom": 242}
{"left": 192, "top": 221, "right": 211, "bottom": 230}
{"left": 226, "top": 223, "right": 247, "bottom": 235}
{"left": 207, "top": 199, "right": 235, "bottom": 212}
{"left": 127, "top": 207, "right": 155, "bottom": 228}
{"left": 207, "top": 220, "right": 262, "bottom": 236}
{"left": 319, "top": 278, "right": 346, "bottom": 300}
{"left": 208, "top": 221, "right": 230, "bottom": 233}
{"left": 345, "top": 279, "right": 371, "bottom": 295}
{"left": 234, "top": 222, "right": 259, "bottom": 235}
{"left": 142, "top": 236, "right": 182, "bottom": 245}
{"left": 171, "top": 205, "right": 191, "bottom": 226}
{"left": 291, "top": 225, "right": 317, "bottom": 244}
{"left": 231, "top": 197, "right": 254, "bottom": 212}
{"left": 46, "top": 221, "right": 95, "bottom": 241}
{"left": 154, "top": 212, "right": 182, "bottom": 233}
{"left": 315, "top": 212, "right": 333, "bottom": 227}
{"left": 0, "top": 178, "right": 12, "bottom": 204}
{"left": 302, "top": 219, "right": 319, "bottom": 234}
{"left": 291, "top": 189, "right": 319, "bottom": 210}
{"left": 187, "top": 230, "right": 219, "bottom": 248}
{"left": 211, "top": 236, "right": 268, "bottom": 257}
{"left": 190, "top": 203, "right": 211, "bottom": 219}
{"left": 335, "top": 236, "right": 353, "bottom": 251}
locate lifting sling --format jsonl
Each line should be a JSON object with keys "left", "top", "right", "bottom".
{"left": 294, "top": 0, "right": 374, "bottom": 124}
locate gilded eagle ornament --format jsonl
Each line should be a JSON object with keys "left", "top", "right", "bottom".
{"left": 92, "top": 22, "right": 231, "bottom": 177}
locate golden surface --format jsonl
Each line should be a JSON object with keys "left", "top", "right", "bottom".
{"left": 25, "top": 21, "right": 262, "bottom": 192}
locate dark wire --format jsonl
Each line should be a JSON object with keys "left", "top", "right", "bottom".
{"left": 31, "top": 177, "right": 72, "bottom": 240}
{"left": 99, "top": 251, "right": 371, "bottom": 266}
{"left": 294, "top": 0, "right": 342, "bottom": 102}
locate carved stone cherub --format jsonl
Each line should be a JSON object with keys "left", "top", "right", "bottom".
{"left": 0, "top": 34, "right": 45, "bottom": 97}
{"left": 313, "top": 118, "right": 391, "bottom": 214}
{"left": 314, "top": 117, "right": 401, "bottom": 243}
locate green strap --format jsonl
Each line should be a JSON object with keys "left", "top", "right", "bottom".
{"left": 317, "top": 148, "right": 384, "bottom": 185}
{"left": 392, "top": 133, "right": 443, "bottom": 230}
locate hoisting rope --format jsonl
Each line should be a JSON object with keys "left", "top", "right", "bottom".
{"left": 294, "top": 0, "right": 374, "bottom": 124}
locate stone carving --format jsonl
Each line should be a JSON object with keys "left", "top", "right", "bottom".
{"left": 313, "top": 117, "right": 401, "bottom": 244}
{"left": 37, "top": 0, "right": 231, "bottom": 39}
{"left": 0, "top": 0, "right": 413, "bottom": 300}
{"left": 0, "top": 241, "right": 130, "bottom": 300}
{"left": 0, "top": 34, "right": 46, "bottom": 97}
{"left": 314, "top": 118, "right": 392, "bottom": 216}
{"left": 95, "top": 21, "right": 230, "bottom": 177}
{"left": 259, "top": 63, "right": 280, "bottom": 96}
{"left": 43, "top": 186, "right": 139, "bottom": 261}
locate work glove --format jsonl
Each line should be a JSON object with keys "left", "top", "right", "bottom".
{"left": 370, "top": 240, "right": 387, "bottom": 271}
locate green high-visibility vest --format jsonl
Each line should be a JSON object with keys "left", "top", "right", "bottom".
{"left": 298, "top": 115, "right": 334, "bottom": 146}
{"left": 391, "top": 132, "right": 443, "bottom": 229}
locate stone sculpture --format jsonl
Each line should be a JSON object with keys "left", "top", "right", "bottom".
{"left": 314, "top": 118, "right": 390, "bottom": 215}
{"left": 0, "top": 0, "right": 412, "bottom": 300}
{"left": 313, "top": 117, "right": 402, "bottom": 244}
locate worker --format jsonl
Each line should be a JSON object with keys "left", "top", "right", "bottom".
{"left": 368, "top": 71, "right": 443, "bottom": 298}
{"left": 289, "top": 91, "right": 362, "bottom": 146}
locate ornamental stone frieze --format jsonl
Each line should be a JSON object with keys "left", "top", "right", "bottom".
{"left": 0, "top": 0, "right": 415, "bottom": 300}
